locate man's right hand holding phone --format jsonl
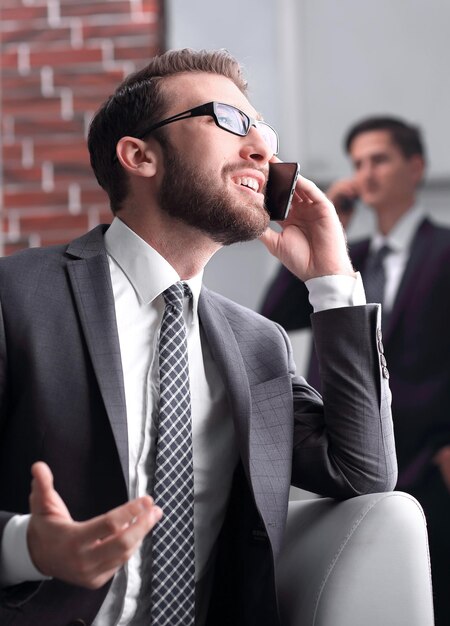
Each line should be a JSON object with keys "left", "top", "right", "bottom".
{"left": 260, "top": 162, "right": 356, "bottom": 283}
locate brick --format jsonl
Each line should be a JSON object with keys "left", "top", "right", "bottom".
{"left": 1, "top": 73, "right": 42, "bottom": 94}
{"left": 34, "top": 141, "right": 90, "bottom": 164}
{"left": 114, "top": 43, "right": 160, "bottom": 62}
{"left": 60, "top": 2, "right": 132, "bottom": 18}
{"left": 2, "top": 143, "right": 23, "bottom": 162}
{"left": 1, "top": 26, "right": 72, "bottom": 46}
{"left": 82, "top": 22, "right": 157, "bottom": 41}
{"left": 3, "top": 165, "right": 42, "bottom": 185}
{"left": 3, "top": 163, "right": 95, "bottom": 187}
{"left": 2, "top": 97, "right": 63, "bottom": 116}
{"left": 81, "top": 188, "right": 110, "bottom": 207}
{"left": 95, "top": 209, "right": 114, "bottom": 225}
{"left": 39, "top": 230, "right": 88, "bottom": 247}
{"left": 13, "top": 117, "right": 85, "bottom": 138}
{"left": 29, "top": 47, "right": 103, "bottom": 69}
{"left": 1, "top": 49, "right": 19, "bottom": 69}
{"left": 4, "top": 240, "right": 32, "bottom": 256}
{"left": 72, "top": 93, "right": 115, "bottom": 112}
{"left": 53, "top": 69, "right": 126, "bottom": 89}
{"left": 141, "top": 0, "right": 161, "bottom": 12}
{"left": 3, "top": 189, "right": 69, "bottom": 209}
{"left": 53, "top": 164, "right": 97, "bottom": 184}
{"left": 18, "top": 212, "right": 90, "bottom": 235}
{"left": 0, "top": 5, "right": 47, "bottom": 21}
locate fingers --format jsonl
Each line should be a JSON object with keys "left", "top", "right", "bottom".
{"left": 28, "top": 488, "right": 163, "bottom": 589}
{"left": 29, "top": 461, "right": 71, "bottom": 519}
{"left": 259, "top": 227, "right": 282, "bottom": 257}
{"left": 294, "top": 175, "right": 332, "bottom": 205}
{"left": 27, "top": 462, "right": 164, "bottom": 588}
{"left": 73, "top": 498, "right": 163, "bottom": 589}
{"left": 82, "top": 500, "right": 163, "bottom": 586}
{"left": 31, "top": 461, "right": 54, "bottom": 495}
{"left": 326, "top": 178, "right": 358, "bottom": 204}
{"left": 82, "top": 496, "right": 162, "bottom": 544}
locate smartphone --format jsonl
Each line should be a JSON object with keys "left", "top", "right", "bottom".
{"left": 335, "top": 194, "right": 356, "bottom": 214}
{"left": 265, "top": 162, "right": 300, "bottom": 221}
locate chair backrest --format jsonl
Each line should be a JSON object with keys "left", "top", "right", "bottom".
{"left": 277, "top": 491, "right": 434, "bottom": 626}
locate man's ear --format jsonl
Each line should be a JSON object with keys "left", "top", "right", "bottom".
{"left": 409, "top": 154, "right": 426, "bottom": 186}
{"left": 115, "top": 136, "right": 159, "bottom": 178}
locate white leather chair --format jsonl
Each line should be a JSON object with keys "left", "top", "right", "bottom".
{"left": 277, "top": 492, "right": 434, "bottom": 625}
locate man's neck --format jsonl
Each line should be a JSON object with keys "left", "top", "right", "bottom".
{"left": 117, "top": 211, "right": 221, "bottom": 280}
{"left": 374, "top": 198, "right": 416, "bottom": 236}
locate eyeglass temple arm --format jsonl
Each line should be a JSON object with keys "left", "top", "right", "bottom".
{"left": 138, "top": 104, "right": 211, "bottom": 138}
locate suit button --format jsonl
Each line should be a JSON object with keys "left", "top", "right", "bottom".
{"left": 382, "top": 366, "right": 390, "bottom": 379}
{"left": 378, "top": 339, "right": 384, "bottom": 354}
{"left": 377, "top": 328, "right": 383, "bottom": 340}
{"left": 380, "top": 354, "right": 387, "bottom": 367}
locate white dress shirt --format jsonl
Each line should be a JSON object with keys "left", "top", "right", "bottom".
{"left": 95, "top": 218, "right": 239, "bottom": 624}
{"left": 0, "top": 217, "right": 366, "bottom": 625}
{"left": 367, "top": 204, "right": 425, "bottom": 312}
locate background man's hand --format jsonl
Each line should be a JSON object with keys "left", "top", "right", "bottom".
{"left": 27, "top": 462, "right": 163, "bottom": 589}
{"left": 260, "top": 172, "right": 355, "bottom": 281}
{"left": 326, "top": 178, "right": 359, "bottom": 230}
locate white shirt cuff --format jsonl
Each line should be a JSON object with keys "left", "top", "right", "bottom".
{"left": 305, "top": 272, "right": 366, "bottom": 312}
{"left": 0, "top": 515, "right": 50, "bottom": 586}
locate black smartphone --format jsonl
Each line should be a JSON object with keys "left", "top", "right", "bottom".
{"left": 335, "top": 194, "right": 356, "bottom": 214}
{"left": 265, "top": 162, "right": 300, "bottom": 220}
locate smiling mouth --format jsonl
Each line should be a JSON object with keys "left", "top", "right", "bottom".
{"left": 234, "top": 176, "right": 260, "bottom": 193}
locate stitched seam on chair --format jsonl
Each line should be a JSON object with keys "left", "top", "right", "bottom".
{"left": 311, "top": 492, "right": 430, "bottom": 625}
{"left": 402, "top": 493, "right": 435, "bottom": 611}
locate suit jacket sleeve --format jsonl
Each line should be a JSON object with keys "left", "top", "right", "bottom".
{"left": 288, "top": 304, "right": 397, "bottom": 498}
{"left": 260, "top": 265, "right": 312, "bottom": 330}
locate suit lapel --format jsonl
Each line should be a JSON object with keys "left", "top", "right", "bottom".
{"left": 198, "top": 288, "right": 252, "bottom": 479}
{"left": 198, "top": 288, "right": 289, "bottom": 549}
{"left": 383, "top": 219, "right": 430, "bottom": 343}
{"left": 66, "top": 227, "right": 129, "bottom": 489}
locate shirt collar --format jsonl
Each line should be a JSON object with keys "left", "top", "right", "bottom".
{"left": 104, "top": 217, "right": 203, "bottom": 316}
{"left": 371, "top": 204, "right": 425, "bottom": 254}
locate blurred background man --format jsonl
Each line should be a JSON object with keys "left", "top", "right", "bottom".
{"left": 261, "top": 116, "right": 450, "bottom": 625}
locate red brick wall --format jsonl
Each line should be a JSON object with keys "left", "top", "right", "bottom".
{"left": 0, "top": 0, "right": 165, "bottom": 255}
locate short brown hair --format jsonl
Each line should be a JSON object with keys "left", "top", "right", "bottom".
{"left": 345, "top": 116, "right": 425, "bottom": 161}
{"left": 88, "top": 49, "right": 248, "bottom": 213}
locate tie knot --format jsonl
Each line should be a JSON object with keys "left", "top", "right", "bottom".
{"left": 367, "top": 244, "right": 391, "bottom": 269}
{"left": 162, "top": 282, "right": 190, "bottom": 311}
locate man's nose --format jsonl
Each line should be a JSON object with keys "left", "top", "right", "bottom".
{"left": 239, "top": 126, "right": 273, "bottom": 163}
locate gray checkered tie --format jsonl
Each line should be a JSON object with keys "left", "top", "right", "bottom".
{"left": 150, "top": 282, "right": 195, "bottom": 625}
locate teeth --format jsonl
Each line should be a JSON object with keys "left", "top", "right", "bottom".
{"left": 236, "top": 176, "right": 259, "bottom": 192}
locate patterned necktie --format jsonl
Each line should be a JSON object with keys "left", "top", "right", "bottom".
{"left": 363, "top": 244, "right": 391, "bottom": 307}
{"left": 150, "top": 282, "right": 195, "bottom": 626}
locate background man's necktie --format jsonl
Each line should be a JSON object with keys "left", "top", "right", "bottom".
{"left": 362, "top": 244, "right": 391, "bottom": 307}
{"left": 150, "top": 282, "right": 195, "bottom": 626}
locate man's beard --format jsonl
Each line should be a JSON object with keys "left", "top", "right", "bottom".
{"left": 157, "top": 146, "right": 269, "bottom": 246}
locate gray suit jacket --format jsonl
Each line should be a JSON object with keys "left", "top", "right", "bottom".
{"left": 0, "top": 226, "right": 396, "bottom": 626}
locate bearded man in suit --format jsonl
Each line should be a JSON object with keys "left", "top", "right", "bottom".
{"left": 0, "top": 52, "right": 396, "bottom": 625}
{"left": 261, "top": 115, "right": 450, "bottom": 625}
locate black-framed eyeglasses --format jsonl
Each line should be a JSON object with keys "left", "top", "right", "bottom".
{"left": 136, "top": 101, "right": 279, "bottom": 156}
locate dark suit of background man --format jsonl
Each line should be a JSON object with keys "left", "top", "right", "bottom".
{"left": 261, "top": 115, "right": 450, "bottom": 625}
{"left": 0, "top": 50, "right": 396, "bottom": 626}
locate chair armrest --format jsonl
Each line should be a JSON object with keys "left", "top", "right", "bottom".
{"left": 277, "top": 492, "right": 434, "bottom": 626}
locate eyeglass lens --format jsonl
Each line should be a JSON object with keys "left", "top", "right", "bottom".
{"left": 214, "top": 103, "right": 278, "bottom": 155}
